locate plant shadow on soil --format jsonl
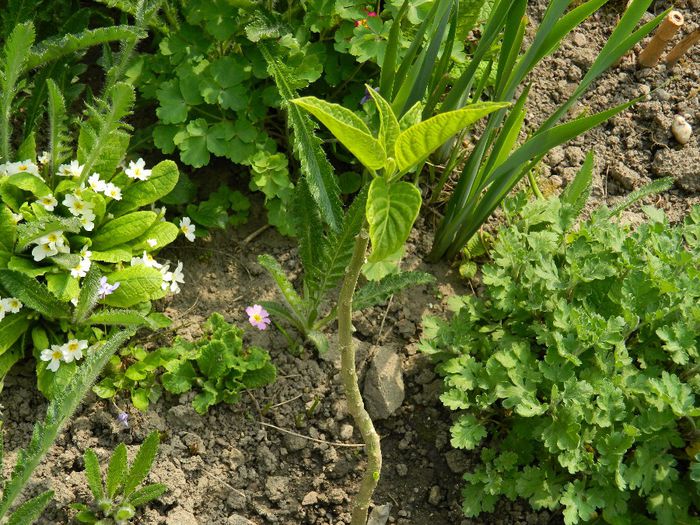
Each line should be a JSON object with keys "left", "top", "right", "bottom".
{"left": 3, "top": 0, "right": 700, "bottom": 522}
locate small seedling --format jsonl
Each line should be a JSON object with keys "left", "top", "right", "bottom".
{"left": 71, "top": 431, "right": 167, "bottom": 524}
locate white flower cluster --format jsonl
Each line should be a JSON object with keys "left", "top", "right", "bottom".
{"left": 31, "top": 230, "right": 70, "bottom": 261}
{"left": 0, "top": 159, "right": 42, "bottom": 178}
{"left": 0, "top": 297, "right": 23, "bottom": 321}
{"left": 130, "top": 252, "right": 185, "bottom": 294}
{"left": 71, "top": 246, "right": 92, "bottom": 278}
{"left": 39, "top": 339, "right": 88, "bottom": 372}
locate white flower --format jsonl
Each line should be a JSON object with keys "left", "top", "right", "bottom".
{"left": 32, "top": 242, "right": 57, "bottom": 262}
{"left": 79, "top": 210, "right": 96, "bottom": 232}
{"left": 63, "top": 193, "right": 94, "bottom": 216}
{"left": 62, "top": 339, "right": 87, "bottom": 363}
{"left": 147, "top": 238, "right": 158, "bottom": 248}
{"left": 0, "top": 162, "right": 11, "bottom": 176}
{"left": 88, "top": 173, "right": 106, "bottom": 193}
{"left": 38, "top": 151, "right": 50, "bottom": 165}
{"left": 179, "top": 217, "right": 196, "bottom": 242}
{"left": 1, "top": 297, "right": 23, "bottom": 314}
{"left": 80, "top": 245, "right": 92, "bottom": 258}
{"left": 40, "top": 345, "right": 65, "bottom": 372}
{"left": 70, "top": 257, "right": 91, "bottom": 278}
{"left": 125, "top": 158, "right": 152, "bottom": 181}
{"left": 104, "top": 183, "right": 122, "bottom": 200}
{"left": 38, "top": 194, "right": 58, "bottom": 211}
{"left": 40, "top": 231, "right": 64, "bottom": 250}
{"left": 162, "top": 261, "right": 184, "bottom": 294}
{"left": 131, "top": 251, "right": 162, "bottom": 269}
{"left": 10, "top": 212, "right": 23, "bottom": 224}
{"left": 11, "top": 160, "right": 41, "bottom": 178}
{"left": 57, "top": 160, "right": 84, "bottom": 178}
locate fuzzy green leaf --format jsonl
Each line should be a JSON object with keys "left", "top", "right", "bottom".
{"left": 106, "top": 443, "right": 127, "bottom": 498}
{"left": 6, "top": 490, "right": 53, "bottom": 525}
{"left": 83, "top": 449, "right": 104, "bottom": 501}
{"left": 0, "top": 270, "right": 67, "bottom": 318}
{"left": 102, "top": 265, "right": 164, "bottom": 308}
{"left": 91, "top": 211, "right": 157, "bottom": 251}
{"left": 123, "top": 431, "right": 159, "bottom": 497}
{"left": 125, "top": 483, "right": 167, "bottom": 507}
{"left": 110, "top": 160, "right": 179, "bottom": 216}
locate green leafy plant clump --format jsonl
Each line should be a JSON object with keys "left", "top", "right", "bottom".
{"left": 421, "top": 183, "right": 700, "bottom": 523}
{"left": 159, "top": 313, "right": 276, "bottom": 414}
{"left": 71, "top": 431, "right": 167, "bottom": 524}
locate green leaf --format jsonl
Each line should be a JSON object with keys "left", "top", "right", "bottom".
{"left": 0, "top": 311, "right": 31, "bottom": 356}
{"left": 73, "top": 266, "right": 101, "bottom": 323}
{"left": 0, "top": 270, "right": 67, "bottom": 318}
{"left": 561, "top": 150, "right": 594, "bottom": 221}
{"left": 366, "top": 177, "right": 422, "bottom": 262}
{"left": 161, "top": 361, "right": 196, "bottom": 394}
{"left": 106, "top": 443, "right": 127, "bottom": 498}
{"left": 83, "top": 449, "right": 104, "bottom": 501}
{"left": 125, "top": 483, "right": 167, "bottom": 507}
{"left": 354, "top": 271, "right": 435, "bottom": 310}
{"left": 450, "top": 414, "right": 487, "bottom": 450}
{"left": 395, "top": 102, "right": 508, "bottom": 172}
{"left": 192, "top": 381, "right": 218, "bottom": 414}
{"left": 6, "top": 490, "right": 53, "bottom": 525}
{"left": 2, "top": 173, "right": 50, "bottom": 197}
{"left": 87, "top": 309, "right": 161, "bottom": 329}
{"left": 258, "top": 254, "right": 306, "bottom": 320}
{"left": 0, "top": 206, "right": 17, "bottom": 252}
{"left": 91, "top": 211, "right": 157, "bottom": 251}
{"left": 91, "top": 247, "right": 133, "bottom": 263}
{"left": 46, "top": 273, "right": 79, "bottom": 302}
{"left": 131, "top": 221, "right": 179, "bottom": 252}
{"left": 110, "top": 160, "right": 179, "bottom": 216}
{"left": 15, "top": 216, "right": 82, "bottom": 251}
{"left": 102, "top": 265, "right": 165, "bottom": 308}
{"left": 366, "top": 86, "right": 401, "bottom": 157}
{"left": 292, "top": 97, "right": 386, "bottom": 171}
{"left": 123, "top": 431, "right": 159, "bottom": 497}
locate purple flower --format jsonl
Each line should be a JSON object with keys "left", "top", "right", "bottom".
{"left": 98, "top": 277, "right": 120, "bottom": 299}
{"left": 246, "top": 304, "right": 271, "bottom": 330}
{"left": 360, "top": 86, "right": 380, "bottom": 105}
{"left": 117, "top": 412, "right": 129, "bottom": 429}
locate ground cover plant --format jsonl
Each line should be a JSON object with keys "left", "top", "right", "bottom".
{"left": 420, "top": 160, "right": 699, "bottom": 523}
{"left": 71, "top": 430, "right": 167, "bottom": 524}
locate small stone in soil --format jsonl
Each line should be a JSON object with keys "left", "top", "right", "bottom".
{"left": 227, "top": 514, "right": 256, "bottom": 525}
{"left": 428, "top": 485, "right": 443, "bottom": 505}
{"left": 166, "top": 507, "right": 198, "bottom": 525}
{"left": 339, "top": 423, "right": 354, "bottom": 440}
{"left": 302, "top": 491, "right": 319, "bottom": 506}
{"left": 363, "top": 346, "right": 405, "bottom": 420}
{"left": 396, "top": 463, "right": 408, "bottom": 476}
{"left": 265, "top": 476, "right": 289, "bottom": 502}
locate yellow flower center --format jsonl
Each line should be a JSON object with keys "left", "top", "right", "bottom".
{"left": 253, "top": 314, "right": 262, "bottom": 322}
{"left": 52, "top": 350, "right": 62, "bottom": 359}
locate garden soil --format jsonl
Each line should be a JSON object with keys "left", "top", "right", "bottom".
{"left": 2, "top": 0, "right": 700, "bottom": 523}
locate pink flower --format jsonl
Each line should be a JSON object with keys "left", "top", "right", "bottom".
{"left": 246, "top": 304, "right": 271, "bottom": 330}
{"left": 367, "top": 11, "right": 377, "bottom": 17}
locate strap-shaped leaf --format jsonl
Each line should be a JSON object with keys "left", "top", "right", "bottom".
{"left": 87, "top": 309, "right": 159, "bottom": 329}
{"left": 83, "top": 449, "right": 104, "bottom": 501}
{"left": 123, "top": 431, "right": 159, "bottom": 497}
{"left": 73, "top": 266, "right": 102, "bottom": 324}
{"left": 293, "top": 97, "right": 386, "bottom": 171}
{"left": 395, "top": 102, "right": 508, "bottom": 173}
{"left": 260, "top": 44, "right": 342, "bottom": 231}
{"left": 354, "top": 271, "right": 435, "bottom": 311}
{"left": 367, "top": 87, "right": 400, "bottom": 159}
{"left": 6, "top": 490, "right": 53, "bottom": 525}
{"left": 91, "top": 211, "right": 157, "bottom": 251}
{"left": 26, "top": 26, "right": 144, "bottom": 70}
{"left": 102, "top": 265, "right": 165, "bottom": 308}
{"left": 258, "top": 254, "right": 306, "bottom": 320}
{"left": 106, "top": 443, "right": 127, "bottom": 498}
{"left": 125, "top": 483, "right": 167, "bottom": 507}
{"left": 0, "top": 311, "right": 31, "bottom": 356}
{"left": 110, "top": 160, "right": 179, "bottom": 216}
{"left": 561, "top": 151, "right": 594, "bottom": 219}
{"left": 605, "top": 178, "right": 673, "bottom": 219}
{"left": 0, "top": 270, "right": 68, "bottom": 319}
{"left": 366, "top": 178, "right": 422, "bottom": 263}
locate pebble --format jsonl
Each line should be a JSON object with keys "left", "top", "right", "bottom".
{"left": 227, "top": 514, "right": 256, "bottom": 525}
{"left": 671, "top": 115, "right": 692, "bottom": 145}
{"left": 428, "top": 485, "right": 443, "bottom": 505}
{"left": 363, "top": 346, "right": 405, "bottom": 420}
{"left": 302, "top": 491, "right": 319, "bottom": 506}
{"left": 396, "top": 463, "right": 408, "bottom": 476}
{"left": 166, "top": 507, "right": 198, "bottom": 525}
{"left": 264, "top": 476, "right": 289, "bottom": 502}
{"left": 339, "top": 424, "right": 354, "bottom": 440}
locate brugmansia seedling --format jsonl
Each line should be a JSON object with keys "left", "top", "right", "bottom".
{"left": 71, "top": 431, "right": 167, "bottom": 524}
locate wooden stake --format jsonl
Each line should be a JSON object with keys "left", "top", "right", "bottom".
{"left": 638, "top": 10, "right": 684, "bottom": 67}
{"left": 667, "top": 28, "right": 700, "bottom": 66}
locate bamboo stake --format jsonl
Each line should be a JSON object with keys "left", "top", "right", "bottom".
{"left": 638, "top": 10, "right": 684, "bottom": 67}
{"left": 667, "top": 28, "right": 700, "bottom": 66}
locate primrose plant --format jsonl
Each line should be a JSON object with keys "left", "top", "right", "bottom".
{"left": 262, "top": 41, "right": 506, "bottom": 523}
{"left": 71, "top": 431, "right": 167, "bottom": 524}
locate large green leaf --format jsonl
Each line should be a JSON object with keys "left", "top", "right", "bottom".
{"left": 102, "top": 265, "right": 165, "bottom": 308}
{"left": 366, "top": 178, "right": 422, "bottom": 262}
{"left": 0, "top": 206, "right": 17, "bottom": 252}
{"left": 46, "top": 273, "right": 79, "bottom": 302}
{"left": 367, "top": 87, "right": 401, "bottom": 157}
{"left": 110, "top": 160, "right": 179, "bottom": 215}
{"left": 0, "top": 311, "right": 31, "bottom": 356}
{"left": 131, "top": 221, "right": 179, "bottom": 252}
{"left": 395, "top": 102, "right": 508, "bottom": 172}
{"left": 0, "top": 270, "right": 68, "bottom": 318}
{"left": 293, "top": 97, "right": 386, "bottom": 171}
{"left": 91, "top": 211, "right": 157, "bottom": 251}
{"left": 2, "top": 173, "right": 51, "bottom": 197}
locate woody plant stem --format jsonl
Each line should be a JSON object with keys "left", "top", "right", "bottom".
{"left": 338, "top": 229, "right": 382, "bottom": 525}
